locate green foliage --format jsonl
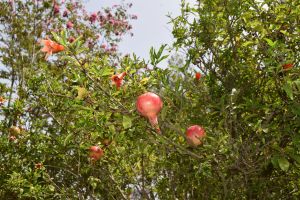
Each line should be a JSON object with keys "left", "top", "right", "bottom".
{"left": 0, "top": 0, "right": 300, "bottom": 199}
{"left": 168, "top": 0, "right": 300, "bottom": 198}
{"left": 150, "top": 44, "right": 169, "bottom": 67}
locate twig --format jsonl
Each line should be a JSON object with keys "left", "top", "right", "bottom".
{"left": 108, "top": 173, "right": 128, "bottom": 200}
{"left": 45, "top": 164, "right": 79, "bottom": 178}
{"left": 149, "top": 127, "right": 204, "bottom": 160}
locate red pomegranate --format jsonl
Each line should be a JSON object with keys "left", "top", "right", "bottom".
{"left": 89, "top": 146, "right": 104, "bottom": 161}
{"left": 186, "top": 125, "right": 206, "bottom": 147}
{"left": 136, "top": 92, "right": 163, "bottom": 131}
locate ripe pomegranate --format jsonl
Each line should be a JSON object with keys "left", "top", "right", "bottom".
{"left": 9, "top": 126, "right": 21, "bottom": 135}
{"left": 136, "top": 92, "right": 163, "bottom": 131}
{"left": 89, "top": 146, "right": 104, "bottom": 161}
{"left": 195, "top": 72, "right": 201, "bottom": 80}
{"left": 186, "top": 125, "right": 206, "bottom": 147}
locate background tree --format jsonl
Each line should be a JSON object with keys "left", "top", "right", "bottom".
{"left": 0, "top": 0, "right": 137, "bottom": 199}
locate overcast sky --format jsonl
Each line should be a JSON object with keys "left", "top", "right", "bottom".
{"left": 85, "top": 0, "right": 193, "bottom": 63}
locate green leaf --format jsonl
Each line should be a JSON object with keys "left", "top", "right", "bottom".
{"left": 283, "top": 82, "right": 294, "bottom": 100}
{"left": 160, "top": 107, "right": 167, "bottom": 120}
{"left": 291, "top": 103, "right": 300, "bottom": 116}
{"left": 263, "top": 38, "right": 276, "bottom": 47}
{"left": 61, "top": 56, "right": 81, "bottom": 66}
{"left": 271, "top": 155, "right": 280, "bottom": 168}
{"left": 109, "top": 125, "right": 116, "bottom": 134}
{"left": 294, "top": 79, "right": 300, "bottom": 91}
{"left": 150, "top": 47, "right": 155, "bottom": 65}
{"left": 64, "top": 133, "right": 73, "bottom": 146}
{"left": 242, "top": 41, "right": 254, "bottom": 47}
{"left": 140, "top": 77, "right": 149, "bottom": 85}
{"left": 158, "top": 55, "right": 169, "bottom": 63}
{"left": 76, "top": 87, "right": 88, "bottom": 100}
{"left": 48, "top": 185, "right": 55, "bottom": 192}
{"left": 278, "top": 157, "right": 289, "bottom": 171}
{"left": 280, "top": 30, "right": 288, "bottom": 35}
{"left": 62, "top": 30, "right": 68, "bottom": 45}
{"left": 70, "top": 36, "right": 83, "bottom": 49}
{"left": 156, "top": 44, "right": 167, "bottom": 59}
{"left": 51, "top": 31, "right": 60, "bottom": 42}
{"left": 51, "top": 31, "right": 64, "bottom": 46}
{"left": 290, "top": 154, "right": 300, "bottom": 164}
{"left": 149, "top": 45, "right": 168, "bottom": 66}
{"left": 122, "top": 116, "right": 132, "bottom": 129}
{"left": 100, "top": 67, "right": 113, "bottom": 77}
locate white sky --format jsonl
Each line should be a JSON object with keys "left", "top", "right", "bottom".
{"left": 85, "top": 0, "right": 195, "bottom": 64}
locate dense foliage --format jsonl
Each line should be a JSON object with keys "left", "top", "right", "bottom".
{"left": 1, "top": 0, "right": 300, "bottom": 199}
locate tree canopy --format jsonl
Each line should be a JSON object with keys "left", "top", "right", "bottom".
{"left": 0, "top": 0, "right": 300, "bottom": 199}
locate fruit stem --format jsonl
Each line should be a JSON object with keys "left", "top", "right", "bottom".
{"left": 148, "top": 116, "right": 161, "bottom": 134}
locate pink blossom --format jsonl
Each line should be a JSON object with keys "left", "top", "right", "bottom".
{"left": 66, "top": 21, "right": 74, "bottom": 29}
{"left": 109, "top": 19, "right": 115, "bottom": 25}
{"left": 63, "top": 10, "right": 69, "bottom": 17}
{"left": 54, "top": 4, "right": 60, "bottom": 15}
{"left": 68, "top": 37, "right": 75, "bottom": 43}
{"left": 100, "top": 44, "right": 106, "bottom": 49}
{"left": 89, "top": 12, "right": 98, "bottom": 23}
{"left": 99, "top": 15, "right": 104, "bottom": 22}
{"left": 95, "top": 34, "right": 101, "bottom": 39}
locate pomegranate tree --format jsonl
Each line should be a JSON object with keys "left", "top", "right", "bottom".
{"left": 186, "top": 125, "right": 206, "bottom": 147}
{"left": 136, "top": 92, "right": 163, "bottom": 131}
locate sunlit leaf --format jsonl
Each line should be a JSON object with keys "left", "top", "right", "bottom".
{"left": 76, "top": 87, "right": 88, "bottom": 100}
{"left": 122, "top": 116, "right": 132, "bottom": 129}
{"left": 278, "top": 157, "right": 290, "bottom": 171}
